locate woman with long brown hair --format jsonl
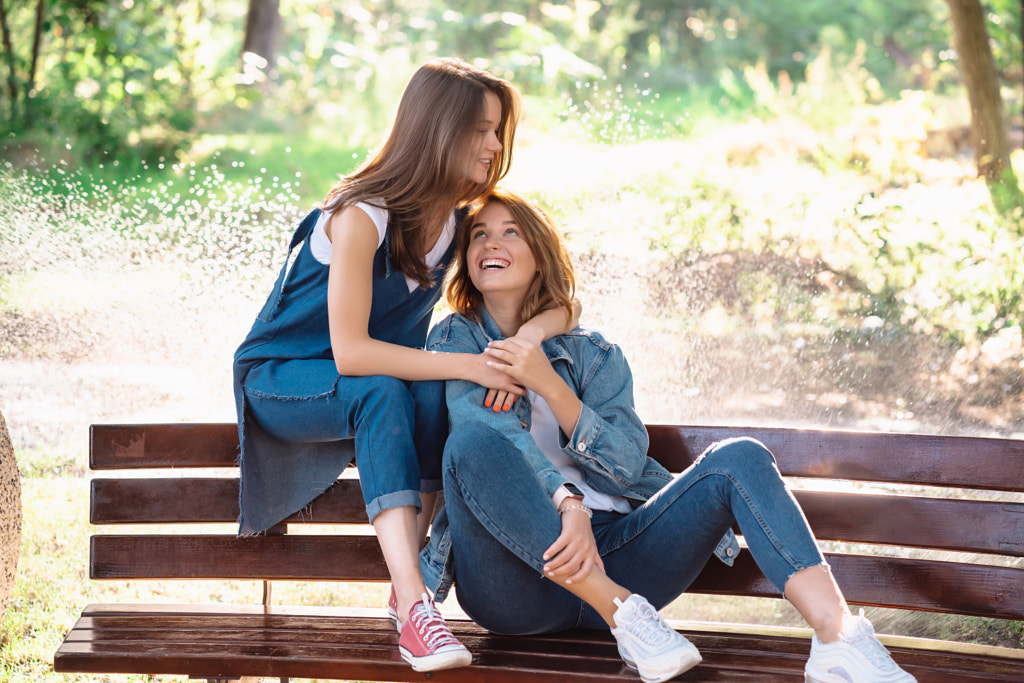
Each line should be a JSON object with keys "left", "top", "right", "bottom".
{"left": 232, "top": 59, "right": 575, "bottom": 672}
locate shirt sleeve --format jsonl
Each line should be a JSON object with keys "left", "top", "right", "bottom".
{"left": 427, "top": 316, "right": 573, "bottom": 500}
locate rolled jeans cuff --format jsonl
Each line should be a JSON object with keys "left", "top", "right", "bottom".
{"left": 366, "top": 488, "right": 422, "bottom": 524}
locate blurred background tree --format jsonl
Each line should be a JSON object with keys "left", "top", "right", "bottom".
{"left": 1, "top": 0, "right": 1018, "bottom": 168}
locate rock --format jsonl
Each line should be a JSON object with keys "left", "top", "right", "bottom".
{"left": 0, "top": 410, "right": 22, "bottom": 622}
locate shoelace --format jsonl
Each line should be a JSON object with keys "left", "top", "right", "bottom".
{"left": 845, "top": 611, "right": 899, "bottom": 671}
{"left": 626, "top": 600, "right": 674, "bottom": 648}
{"left": 410, "top": 599, "right": 460, "bottom": 649}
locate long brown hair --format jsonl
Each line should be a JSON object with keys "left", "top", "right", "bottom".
{"left": 321, "top": 58, "right": 520, "bottom": 289}
{"left": 445, "top": 188, "right": 575, "bottom": 327}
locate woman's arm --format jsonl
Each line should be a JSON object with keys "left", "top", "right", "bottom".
{"left": 487, "top": 334, "right": 650, "bottom": 488}
{"left": 484, "top": 300, "right": 582, "bottom": 410}
{"left": 325, "top": 207, "right": 522, "bottom": 393}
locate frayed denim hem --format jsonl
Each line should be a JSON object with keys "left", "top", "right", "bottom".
{"left": 782, "top": 560, "right": 833, "bottom": 598}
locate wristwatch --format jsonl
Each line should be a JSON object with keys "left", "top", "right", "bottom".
{"left": 562, "top": 482, "right": 584, "bottom": 499}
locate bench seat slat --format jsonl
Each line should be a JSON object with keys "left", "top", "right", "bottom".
{"left": 90, "top": 535, "right": 1024, "bottom": 620}
{"left": 53, "top": 606, "right": 1024, "bottom": 682}
{"left": 89, "top": 478, "right": 1024, "bottom": 558}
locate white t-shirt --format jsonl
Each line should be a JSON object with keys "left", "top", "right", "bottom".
{"left": 309, "top": 202, "right": 456, "bottom": 293}
{"left": 528, "top": 390, "right": 632, "bottom": 514}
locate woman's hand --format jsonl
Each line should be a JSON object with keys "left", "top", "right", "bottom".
{"left": 467, "top": 353, "right": 525, "bottom": 400}
{"left": 483, "top": 336, "right": 560, "bottom": 395}
{"left": 542, "top": 506, "right": 603, "bottom": 585}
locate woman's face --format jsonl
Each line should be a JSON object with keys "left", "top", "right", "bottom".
{"left": 462, "top": 90, "right": 504, "bottom": 184}
{"left": 466, "top": 201, "right": 537, "bottom": 301}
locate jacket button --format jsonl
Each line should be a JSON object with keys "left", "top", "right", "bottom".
{"left": 725, "top": 547, "right": 734, "bottom": 557}
{"left": 578, "top": 441, "right": 587, "bottom": 452}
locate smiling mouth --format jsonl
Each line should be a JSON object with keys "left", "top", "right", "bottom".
{"left": 480, "top": 259, "right": 509, "bottom": 270}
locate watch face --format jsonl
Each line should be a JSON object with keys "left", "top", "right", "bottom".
{"left": 565, "top": 483, "right": 583, "bottom": 497}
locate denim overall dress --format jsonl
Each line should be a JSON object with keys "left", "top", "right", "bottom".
{"left": 233, "top": 207, "right": 456, "bottom": 535}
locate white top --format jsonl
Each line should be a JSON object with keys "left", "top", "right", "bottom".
{"left": 528, "top": 390, "right": 632, "bottom": 513}
{"left": 309, "top": 202, "right": 457, "bottom": 293}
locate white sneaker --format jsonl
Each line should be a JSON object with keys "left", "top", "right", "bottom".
{"left": 611, "top": 594, "right": 702, "bottom": 683}
{"left": 805, "top": 609, "right": 916, "bottom": 682}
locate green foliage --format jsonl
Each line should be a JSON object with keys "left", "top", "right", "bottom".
{"left": 3, "top": 0, "right": 1010, "bottom": 166}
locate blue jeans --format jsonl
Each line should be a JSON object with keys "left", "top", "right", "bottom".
{"left": 441, "top": 422, "right": 824, "bottom": 635}
{"left": 244, "top": 361, "right": 445, "bottom": 522}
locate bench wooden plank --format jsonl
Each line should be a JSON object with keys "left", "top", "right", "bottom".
{"left": 686, "top": 550, "right": 1024, "bottom": 621}
{"left": 90, "top": 535, "right": 1024, "bottom": 620}
{"left": 646, "top": 425, "right": 1024, "bottom": 491}
{"left": 90, "top": 423, "right": 240, "bottom": 469}
{"left": 89, "top": 478, "right": 1024, "bottom": 558}
{"left": 91, "top": 423, "right": 1024, "bottom": 492}
{"left": 90, "top": 535, "right": 390, "bottom": 582}
{"left": 90, "top": 478, "right": 367, "bottom": 525}
{"left": 53, "top": 605, "right": 1024, "bottom": 682}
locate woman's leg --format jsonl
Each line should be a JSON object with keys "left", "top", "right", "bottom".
{"left": 444, "top": 422, "right": 703, "bottom": 681}
{"left": 442, "top": 421, "right": 596, "bottom": 634}
{"left": 597, "top": 438, "right": 827, "bottom": 615}
{"left": 409, "top": 380, "right": 446, "bottom": 546}
{"left": 245, "top": 365, "right": 429, "bottom": 617}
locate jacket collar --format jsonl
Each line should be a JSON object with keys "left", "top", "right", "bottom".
{"left": 474, "top": 305, "right": 575, "bottom": 366}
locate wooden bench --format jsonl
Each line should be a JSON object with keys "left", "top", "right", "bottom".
{"left": 54, "top": 423, "right": 1024, "bottom": 682}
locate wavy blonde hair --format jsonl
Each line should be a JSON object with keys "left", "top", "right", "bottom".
{"left": 321, "top": 58, "right": 520, "bottom": 288}
{"left": 445, "top": 188, "right": 575, "bottom": 326}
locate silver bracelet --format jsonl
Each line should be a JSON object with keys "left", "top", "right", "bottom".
{"left": 559, "top": 503, "right": 593, "bottom": 519}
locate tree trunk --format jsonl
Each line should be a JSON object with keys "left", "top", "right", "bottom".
{"left": 243, "top": 0, "right": 281, "bottom": 69}
{"left": 27, "top": 0, "right": 44, "bottom": 105}
{"left": 0, "top": 0, "right": 18, "bottom": 120}
{"left": 946, "top": 0, "right": 1012, "bottom": 181}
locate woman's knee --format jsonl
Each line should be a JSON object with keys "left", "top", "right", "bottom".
{"left": 357, "top": 375, "right": 414, "bottom": 414}
{"left": 703, "top": 437, "right": 779, "bottom": 475}
{"left": 444, "top": 421, "right": 504, "bottom": 469}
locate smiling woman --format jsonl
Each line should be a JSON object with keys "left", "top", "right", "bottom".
{"left": 424, "top": 188, "right": 917, "bottom": 683}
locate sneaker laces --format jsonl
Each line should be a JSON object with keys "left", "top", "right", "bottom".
{"left": 624, "top": 598, "right": 674, "bottom": 648}
{"left": 409, "top": 597, "right": 461, "bottom": 650}
{"left": 844, "top": 609, "right": 901, "bottom": 672}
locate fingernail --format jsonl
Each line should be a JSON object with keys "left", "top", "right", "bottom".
{"left": 502, "top": 404, "right": 510, "bottom": 411}
{"left": 484, "top": 400, "right": 491, "bottom": 408}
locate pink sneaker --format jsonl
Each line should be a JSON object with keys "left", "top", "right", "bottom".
{"left": 398, "top": 593, "right": 472, "bottom": 672}
{"left": 387, "top": 585, "right": 400, "bottom": 633}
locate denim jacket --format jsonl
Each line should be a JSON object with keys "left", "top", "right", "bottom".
{"left": 420, "top": 308, "right": 738, "bottom": 601}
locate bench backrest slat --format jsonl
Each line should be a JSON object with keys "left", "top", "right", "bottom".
{"left": 89, "top": 478, "right": 1024, "bottom": 558}
{"left": 91, "top": 535, "right": 390, "bottom": 582}
{"left": 89, "top": 535, "right": 1024, "bottom": 620}
{"left": 91, "top": 424, "right": 1024, "bottom": 492}
{"left": 646, "top": 425, "right": 1024, "bottom": 491}
{"left": 90, "top": 478, "right": 367, "bottom": 525}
